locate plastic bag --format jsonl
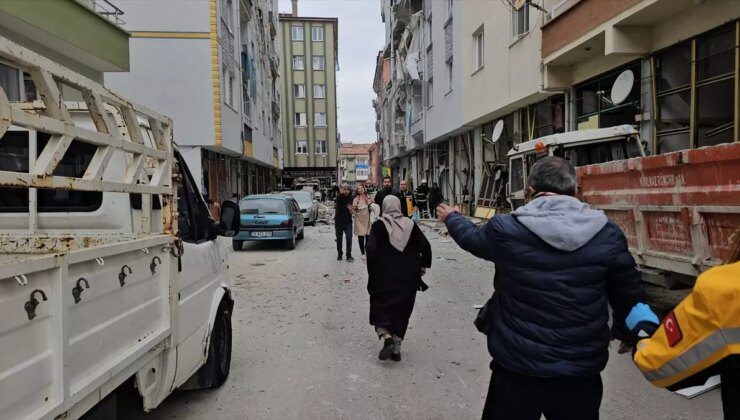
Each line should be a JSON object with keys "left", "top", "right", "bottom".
{"left": 412, "top": 208, "right": 420, "bottom": 222}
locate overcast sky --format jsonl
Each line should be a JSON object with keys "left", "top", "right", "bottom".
{"left": 278, "top": 0, "right": 384, "bottom": 144}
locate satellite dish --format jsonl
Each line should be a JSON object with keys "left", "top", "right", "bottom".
{"left": 491, "top": 120, "right": 504, "bottom": 144}
{"left": 610, "top": 70, "right": 635, "bottom": 105}
{"left": 514, "top": 0, "right": 527, "bottom": 11}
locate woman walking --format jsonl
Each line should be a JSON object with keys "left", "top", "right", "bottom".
{"left": 366, "top": 195, "right": 432, "bottom": 361}
{"left": 352, "top": 183, "right": 372, "bottom": 256}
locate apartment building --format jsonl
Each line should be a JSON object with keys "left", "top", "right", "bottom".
{"left": 375, "top": 0, "right": 740, "bottom": 215}
{"left": 0, "top": 0, "right": 128, "bottom": 82}
{"left": 279, "top": 1, "right": 339, "bottom": 189}
{"left": 337, "top": 143, "right": 372, "bottom": 186}
{"left": 106, "top": 0, "right": 282, "bottom": 212}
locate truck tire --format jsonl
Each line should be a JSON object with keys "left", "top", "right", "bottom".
{"left": 286, "top": 231, "right": 296, "bottom": 250}
{"left": 201, "top": 300, "right": 232, "bottom": 388}
{"left": 232, "top": 240, "right": 243, "bottom": 251}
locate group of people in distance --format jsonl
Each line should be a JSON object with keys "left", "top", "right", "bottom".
{"left": 332, "top": 158, "right": 740, "bottom": 419}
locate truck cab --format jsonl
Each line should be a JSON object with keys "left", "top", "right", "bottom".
{"left": 506, "top": 125, "right": 645, "bottom": 210}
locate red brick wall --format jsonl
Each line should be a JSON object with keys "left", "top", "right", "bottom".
{"left": 542, "top": 0, "right": 640, "bottom": 58}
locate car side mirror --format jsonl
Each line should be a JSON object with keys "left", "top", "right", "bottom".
{"left": 217, "top": 200, "right": 240, "bottom": 237}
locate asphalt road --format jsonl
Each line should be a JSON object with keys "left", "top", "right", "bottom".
{"left": 143, "top": 218, "right": 722, "bottom": 420}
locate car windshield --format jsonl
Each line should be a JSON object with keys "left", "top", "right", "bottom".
{"left": 239, "top": 198, "right": 288, "bottom": 215}
{"left": 282, "top": 191, "right": 313, "bottom": 205}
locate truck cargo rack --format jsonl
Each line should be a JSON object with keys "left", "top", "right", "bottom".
{"left": 0, "top": 35, "right": 175, "bottom": 253}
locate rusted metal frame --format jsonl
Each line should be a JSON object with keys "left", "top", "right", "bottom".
{"left": 9, "top": 108, "right": 168, "bottom": 160}
{"left": 28, "top": 130, "right": 37, "bottom": 232}
{"left": 33, "top": 134, "right": 74, "bottom": 176}
{"left": 0, "top": 171, "right": 172, "bottom": 195}
{"left": 27, "top": 67, "right": 71, "bottom": 122}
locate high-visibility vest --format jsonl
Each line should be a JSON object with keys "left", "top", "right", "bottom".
{"left": 634, "top": 261, "right": 740, "bottom": 388}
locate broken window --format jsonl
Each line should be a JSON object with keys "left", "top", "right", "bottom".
{"left": 575, "top": 62, "right": 641, "bottom": 131}
{"left": 656, "top": 22, "right": 737, "bottom": 152}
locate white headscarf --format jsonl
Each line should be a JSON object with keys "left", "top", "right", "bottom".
{"left": 380, "top": 195, "right": 415, "bottom": 252}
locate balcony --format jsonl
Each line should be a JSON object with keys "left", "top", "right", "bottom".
{"left": 0, "top": 0, "right": 130, "bottom": 73}
{"left": 269, "top": 55, "right": 280, "bottom": 79}
{"left": 87, "top": 0, "right": 125, "bottom": 25}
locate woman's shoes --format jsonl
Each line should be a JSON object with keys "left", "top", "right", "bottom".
{"left": 378, "top": 336, "right": 402, "bottom": 362}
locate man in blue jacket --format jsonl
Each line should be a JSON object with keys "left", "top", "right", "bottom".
{"left": 437, "top": 157, "right": 658, "bottom": 420}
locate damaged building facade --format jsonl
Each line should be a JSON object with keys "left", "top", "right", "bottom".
{"left": 374, "top": 0, "right": 740, "bottom": 215}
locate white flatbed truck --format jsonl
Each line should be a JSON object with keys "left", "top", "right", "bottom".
{"left": 0, "top": 36, "right": 240, "bottom": 419}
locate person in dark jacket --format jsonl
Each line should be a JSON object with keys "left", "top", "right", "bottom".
{"left": 437, "top": 156, "right": 658, "bottom": 420}
{"left": 395, "top": 179, "right": 417, "bottom": 218}
{"left": 373, "top": 176, "right": 394, "bottom": 216}
{"left": 335, "top": 184, "right": 354, "bottom": 261}
{"left": 366, "top": 195, "right": 432, "bottom": 362}
{"left": 428, "top": 182, "right": 443, "bottom": 218}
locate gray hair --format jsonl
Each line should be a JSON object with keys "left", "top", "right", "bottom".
{"left": 527, "top": 156, "right": 577, "bottom": 196}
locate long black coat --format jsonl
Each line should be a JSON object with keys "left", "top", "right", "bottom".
{"left": 366, "top": 221, "right": 432, "bottom": 294}
{"left": 366, "top": 221, "right": 432, "bottom": 338}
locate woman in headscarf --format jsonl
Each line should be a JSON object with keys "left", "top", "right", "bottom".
{"left": 366, "top": 195, "right": 432, "bottom": 361}
{"left": 352, "top": 183, "right": 372, "bottom": 257}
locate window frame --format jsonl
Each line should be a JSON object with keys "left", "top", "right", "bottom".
{"left": 312, "top": 56, "right": 325, "bottom": 71}
{"left": 473, "top": 26, "right": 484, "bottom": 72}
{"left": 294, "top": 83, "right": 306, "bottom": 98}
{"left": 313, "top": 84, "right": 326, "bottom": 98}
{"left": 292, "top": 55, "right": 305, "bottom": 70}
{"left": 291, "top": 26, "right": 304, "bottom": 41}
{"left": 512, "top": 4, "right": 529, "bottom": 39}
{"left": 315, "top": 140, "right": 328, "bottom": 155}
{"left": 311, "top": 26, "right": 324, "bottom": 42}
{"left": 314, "top": 112, "right": 327, "bottom": 127}
{"left": 294, "top": 112, "right": 307, "bottom": 127}
{"left": 296, "top": 140, "right": 308, "bottom": 154}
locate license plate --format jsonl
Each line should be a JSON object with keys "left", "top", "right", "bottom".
{"left": 251, "top": 231, "right": 272, "bottom": 237}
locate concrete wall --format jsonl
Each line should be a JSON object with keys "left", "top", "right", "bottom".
{"left": 459, "top": 1, "right": 548, "bottom": 127}
{"left": 423, "top": 0, "right": 463, "bottom": 143}
{"left": 107, "top": 38, "right": 215, "bottom": 149}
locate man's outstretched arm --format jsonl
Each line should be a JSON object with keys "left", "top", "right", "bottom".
{"left": 438, "top": 204, "right": 498, "bottom": 262}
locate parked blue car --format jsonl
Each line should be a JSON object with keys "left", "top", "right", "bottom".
{"left": 232, "top": 194, "right": 305, "bottom": 251}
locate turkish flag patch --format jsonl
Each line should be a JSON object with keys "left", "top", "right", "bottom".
{"left": 663, "top": 311, "right": 683, "bottom": 347}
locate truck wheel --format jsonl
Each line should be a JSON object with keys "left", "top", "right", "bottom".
{"left": 202, "top": 300, "right": 232, "bottom": 388}
{"left": 232, "top": 240, "right": 243, "bottom": 251}
{"left": 286, "top": 232, "right": 296, "bottom": 250}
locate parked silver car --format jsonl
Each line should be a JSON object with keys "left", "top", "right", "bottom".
{"left": 281, "top": 190, "right": 319, "bottom": 225}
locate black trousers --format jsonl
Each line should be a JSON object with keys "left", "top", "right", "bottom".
{"left": 335, "top": 222, "right": 352, "bottom": 256}
{"left": 721, "top": 360, "right": 740, "bottom": 420}
{"left": 358, "top": 235, "right": 367, "bottom": 254}
{"left": 482, "top": 362, "right": 602, "bottom": 420}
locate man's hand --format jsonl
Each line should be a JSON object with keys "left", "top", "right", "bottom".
{"left": 437, "top": 203, "right": 460, "bottom": 223}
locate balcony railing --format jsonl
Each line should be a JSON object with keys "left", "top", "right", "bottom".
{"left": 87, "top": 0, "right": 126, "bottom": 25}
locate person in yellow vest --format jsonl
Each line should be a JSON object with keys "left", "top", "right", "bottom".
{"left": 634, "top": 228, "right": 740, "bottom": 419}
{"left": 395, "top": 179, "right": 418, "bottom": 218}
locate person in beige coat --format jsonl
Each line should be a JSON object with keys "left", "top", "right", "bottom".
{"left": 352, "top": 183, "right": 372, "bottom": 256}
